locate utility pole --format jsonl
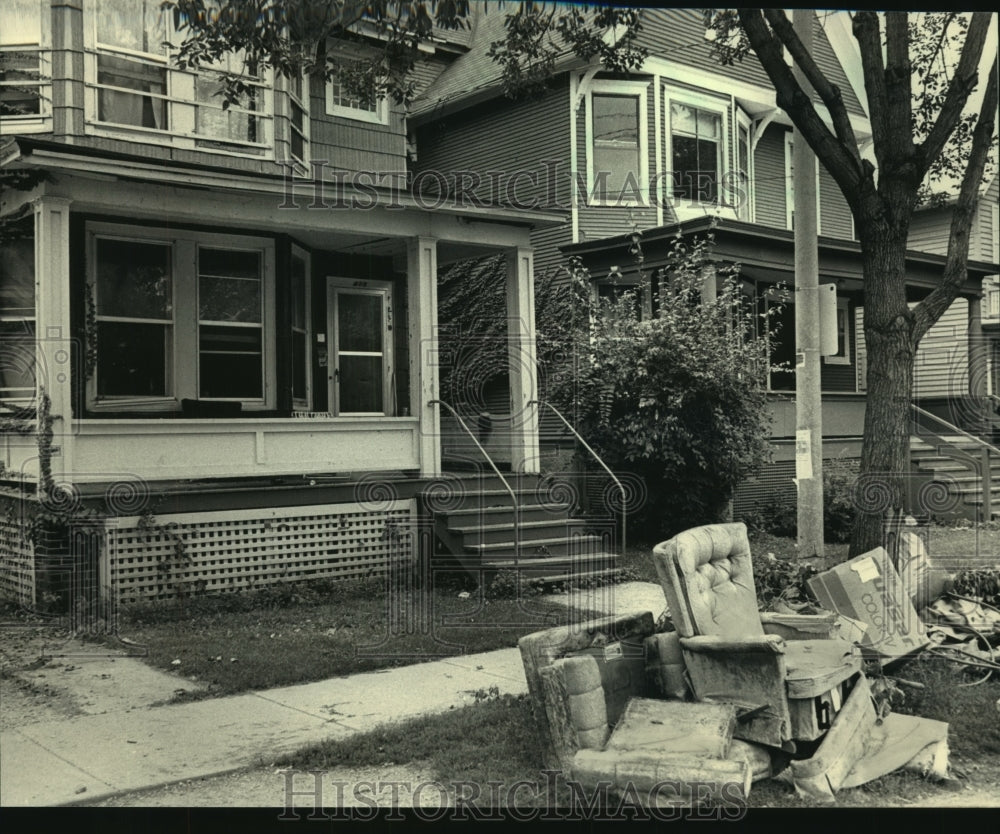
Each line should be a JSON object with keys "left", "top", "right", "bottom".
{"left": 793, "top": 9, "right": 824, "bottom": 559}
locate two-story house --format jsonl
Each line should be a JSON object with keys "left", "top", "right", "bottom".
{"left": 0, "top": 0, "right": 578, "bottom": 611}
{"left": 409, "top": 6, "right": 999, "bottom": 517}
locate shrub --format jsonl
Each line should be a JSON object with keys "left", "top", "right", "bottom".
{"left": 547, "top": 230, "right": 779, "bottom": 541}
{"left": 751, "top": 550, "right": 820, "bottom": 609}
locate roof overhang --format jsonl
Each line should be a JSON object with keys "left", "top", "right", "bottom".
{"left": 562, "top": 216, "right": 999, "bottom": 294}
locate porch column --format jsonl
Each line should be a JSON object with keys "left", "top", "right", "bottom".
{"left": 407, "top": 237, "right": 441, "bottom": 478}
{"left": 968, "top": 292, "right": 988, "bottom": 431}
{"left": 33, "top": 196, "right": 74, "bottom": 483}
{"left": 505, "top": 246, "right": 540, "bottom": 474}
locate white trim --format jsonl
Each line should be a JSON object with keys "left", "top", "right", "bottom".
{"left": 992, "top": 204, "right": 999, "bottom": 264}
{"left": 823, "top": 296, "right": 852, "bottom": 365}
{"left": 664, "top": 85, "right": 729, "bottom": 221}
{"left": 653, "top": 73, "right": 663, "bottom": 227}
{"left": 735, "top": 106, "right": 754, "bottom": 223}
{"left": 85, "top": 221, "right": 276, "bottom": 412}
{"left": 584, "top": 79, "right": 650, "bottom": 207}
{"left": 287, "top": 71, "right": 310, "bottom": 169}
{"left": 569, "top": 73, "right": 580, "bottom": 242}
{"left": 784, "top": 131, "right": 822, "bottom": 234}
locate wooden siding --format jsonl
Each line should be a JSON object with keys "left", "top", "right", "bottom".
{"left": 855, "top": 299, "right": 972, "bottom": 398}
{"left": 637, "top": 9, "right": 866, "bottom": 118}
{"left": 819, "top": 166, "right": 854, "bottom": 239}
{"left": 413, "top": 78, "right": 572, "bottom": 210}
{"left": 753, "top": 124, "right": 787, "bottom": 229}
{"left": 531, "top": 221, "right": 574, "bottom": 281}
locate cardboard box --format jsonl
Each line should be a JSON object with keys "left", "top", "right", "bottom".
{"left": 808, "top": 548, "right": 930, "bottom": 661}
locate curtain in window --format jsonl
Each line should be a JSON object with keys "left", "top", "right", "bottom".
{"left": 97, "top": 54, "right": 165, "bottom": 128}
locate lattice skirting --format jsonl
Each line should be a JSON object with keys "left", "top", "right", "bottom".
{"left": 0, "top": 511, "right": 35, "bottom": 606}
{"left": 106, "top": 500, "right": 416, "bottom": 604}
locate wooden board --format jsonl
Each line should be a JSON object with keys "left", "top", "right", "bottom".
{"left": 605, "top": 697, "right": 736, "bottom": 759}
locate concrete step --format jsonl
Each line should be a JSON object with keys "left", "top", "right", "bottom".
{"left": 448, "top": 518, "right": 590, "bottom": 546}
{"left": 466, "top": 534, "right": 608, "bottom": 559}
{"left": 434, "top": 503, "right": 573, "bottom": 526}
{"left": 421, "top": 487, "right": 570, "bottom": 512}
{"left": 482, "top": 553, "right": 620, "bottom": 581}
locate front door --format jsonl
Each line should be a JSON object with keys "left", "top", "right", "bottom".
{"left": 326, "top": 278, "right": 393, "bottom": 416}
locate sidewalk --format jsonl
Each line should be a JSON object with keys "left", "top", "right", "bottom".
{"left": 0, "top": 583, "right": 666, "bottom": 807}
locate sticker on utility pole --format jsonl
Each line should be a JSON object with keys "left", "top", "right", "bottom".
{"left": 796, "top": 430, "right": 813, "bottom": 481}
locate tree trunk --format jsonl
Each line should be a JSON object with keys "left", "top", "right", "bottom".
{"left": 850, "top": 230, "right": 914, "bottom": 557}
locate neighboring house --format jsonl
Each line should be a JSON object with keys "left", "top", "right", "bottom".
{"left": 903, "top": 174, "right": 1000, "bottom": 423}
{"left": 0, "top": 0, "right": 561, "bottom": 609}
{"left": 409, "top": 6, "right": 999, "bottom": 516}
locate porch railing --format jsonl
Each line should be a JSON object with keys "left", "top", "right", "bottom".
{"left": 911, "top": 403, "right": 997, "bottom": 521}
{"left": 428, "top": 399, "right": 520, "bottom": 567}
{"left": 529, "top": 399, "right": 627, "bottom": 558}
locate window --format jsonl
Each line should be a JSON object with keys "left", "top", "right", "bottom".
{"left": 785, "top": 133, "right": 822, "bottom": 233}
{"left": 290, "top": 246, "right": 311, "bottom": 409}
{"left": 0, "top": 0, "right": 50, "bottom": 128}
{"left": 585, "top": 82, "right": 648, "bottom": 205}
{"left": 987, "top": 285, "right": 999, "bottom": 319}
{"left": 327, "top": 80, "right": 387, "bottom": 124}
{"left": 288, "top": 73, "right": 309, "bottom": 165}
{"left": 0, "top": 231, "right": 36, "bottom": 405}
{"left": 86, "top": 0, "right": 273, "bottom": 152}
{"left": 86, "top": 223, "right": 275, "bottom": 411}
{"left": 670, "top": 101, "right": 722, "bottom": 206}
{"left": 733, "top": 111, "right": 753, "bottom": 221}
{"left": 823, "top": 297, "right": 852, "bottom": 365}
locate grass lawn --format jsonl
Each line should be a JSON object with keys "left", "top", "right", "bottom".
{"left": 117, "top": 575, "right": 602, "bottom": 698}
{"left": 277, "top": 653, "right": 1000, "bottom": 809}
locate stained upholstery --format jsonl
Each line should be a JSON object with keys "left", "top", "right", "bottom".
{"left": 652, "top": 523, "right": 764, "bottom": 639}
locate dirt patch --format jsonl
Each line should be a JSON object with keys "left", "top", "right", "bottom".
{"left": 0, "top": 624, "right": 205, "bottom": 725}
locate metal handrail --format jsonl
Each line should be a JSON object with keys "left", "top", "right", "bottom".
{"left": 911, "top": 403, "right": 997, "bottom": 522}
{"left": 428, "top": 399, "right": 520, "bottom": 567}
{"left": 529, "top": 399, "right": 627, "bottom": 558}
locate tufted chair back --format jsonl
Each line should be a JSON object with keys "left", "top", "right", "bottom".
{"left": 653, "top": 523, "right": 764, "bottom": 639}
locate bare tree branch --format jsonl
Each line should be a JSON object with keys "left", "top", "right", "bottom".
{"left": 761, "top": 8, "right": 863, "bottom": 172}
{"left": 737, "top": 9, "right": 865, "bottom": 212}
{"left": 917, "top": 10, "right": 992, "bottom": 179}
{"left": 913, "top": 56, "right": 998, "bottom": 342}
{"left": 852, "top": 12, "right": 891, "bottom": 170}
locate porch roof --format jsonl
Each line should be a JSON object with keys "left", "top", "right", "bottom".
{"left": 1, "top": 137, "right": 566, "bottom": 230}
{"left": 561, "top": 216, "right": 1000, "bottom": 294}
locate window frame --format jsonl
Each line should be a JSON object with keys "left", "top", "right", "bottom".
{"left": 584, "top": 80, "right": 650, "bottom": 208}
{"left": 0, "top": 0, "right": 52, "bottom": 132}
{"left": 290, "top": 243, "right": 312, "bottom": 411}
{"left": 0, "top": 233, "right": 37, "bottom": 405}
{"left": 733, "top": 107, "right": 754, "bottom": 222}
{"left": 287, "top": 71, "right": 310, "bottom": 168}
{"left": 83, "top": 1, "right": 274, "bottom": 157}
{"left": 85, "top": 221, "right": 276, "bottom": 413}
{"left": 664, "top": 87, "right": 729, "bottom": 219}
{"left": 822, "top": 296, "right": 852, "bottom": 366}
{"left": 326, "top": 79, "right": 388, "bottom": 125}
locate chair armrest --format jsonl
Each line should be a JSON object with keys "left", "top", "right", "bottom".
{"left": 679, "top": 634, "right": 785, "bottom": 654}
{"left": 760, "top": 612, "right": 839, "bottom": 641}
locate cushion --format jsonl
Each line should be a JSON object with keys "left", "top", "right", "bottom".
{"left": 783, "top": 639, "right": 862, "bottom": 699}
{"left": 654, "top": 523, "right": 763, "bottom": 639}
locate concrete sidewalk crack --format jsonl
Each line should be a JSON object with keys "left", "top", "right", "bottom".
{"left": 248, "top": 692, "right": 360, "bottom": 728}
{"left": 8, "top": 728, "right": 118, "bottom": 791}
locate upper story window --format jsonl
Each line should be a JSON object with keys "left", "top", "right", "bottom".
{"left": 85, "top": 0, "right": 273, "bottom": 154}
{"left": 287, "top": 73, "right": 310, "bottom": 166}
{"left": 669, "top": 101, "right": 723, "bottom": 207}
{"left": 734, "top": 111, "right": 753, "bottom": 221}
{"left": 585, "top": 81, "right": 649, "bottom": 206}
{"left": 0, "top": 228, "right": 36, "bottom": 406}
{"left": 327, "top": 80, "right": 387, "bottom": 125}
{"left": 987, "top": 284, "right": 1000, "bottom": 319}
{"left": 0, "top": 0, "right": 51, "bottom": 130}
{"left": 86, "top": 222, "right": 276, "bottom": 412}
{"left": 823, "top": 297, "right": 852, "bottom": 366}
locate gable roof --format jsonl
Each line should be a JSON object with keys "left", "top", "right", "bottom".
{"left": 411, "top": 7, "right": 868, "bottom": 121}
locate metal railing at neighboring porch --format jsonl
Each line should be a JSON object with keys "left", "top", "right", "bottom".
{"left": 529, "top": 399, "right": 628, "bottom": 558}
{"left": 911, "top": 403, "right": 998, "bottom": 521}
{"left": 428, "top": 399, "right": 521, "bottom": 568}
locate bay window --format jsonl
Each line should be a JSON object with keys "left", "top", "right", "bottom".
{"left": 0, "top": 0, "right": 50, "bottom": 128}
{"left": 670, "top": 101, "right": 722, "bottom": 206}
{"left": 586, "top": 81, "right": 649, "bottom": 205}
{"left": 87, "top": 223, "right": 275, "bottom": 411}
{"left": 327, "top": 80, "right": 387, "bottom": 125}
{"left": 86, "top": 0, "right": 273, "bottom": 153}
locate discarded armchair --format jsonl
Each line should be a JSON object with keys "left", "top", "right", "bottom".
{"left": 653, "top": 522, "right": 863, "bottom": 749}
